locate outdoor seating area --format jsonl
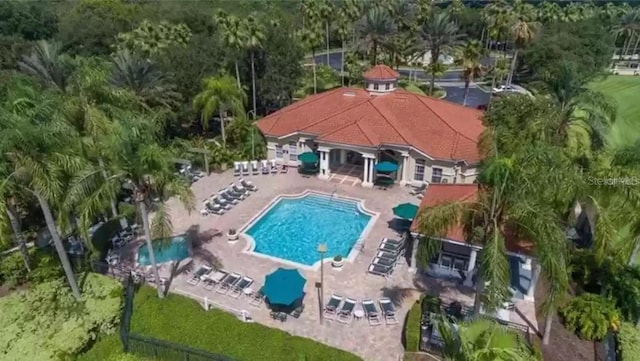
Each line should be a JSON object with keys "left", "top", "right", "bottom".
{"left": 234, "top": 160, "right": 287, "bottom": 177}
{"left": 185, "top": 265, "right": 257, "bottom": 301}
{"left": 177, "top": 164, "right": 206, "bottom": 185}
{"left": 367, "top": 237, "right": 405, "bottom": 278}
{"left": 323, "top": 294, "right": 398, "bottom": 326}
{"left": 200, "top": 179, "right": 258, "bottom": 216}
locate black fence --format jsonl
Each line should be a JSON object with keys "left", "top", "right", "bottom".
{"left": 118, "top": 274, "right": 236, "bottom": 361}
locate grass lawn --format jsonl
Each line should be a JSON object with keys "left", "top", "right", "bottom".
{"left": 128, "top": 286, "right": 361, "bottom": 361}
{"left": 590, "top": 75, "right": 640, "bottom": 149}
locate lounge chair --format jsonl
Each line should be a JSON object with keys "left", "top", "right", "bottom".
{"left": 202, "top": 278, "right": 216, "bottom": 291}
{"left": 203, "top": 201, "right": 225, "bottom": 215}
{"left": 373, "top": 257, "right": 395, "bottom": 268}
{"left": 362, "top": 299, "right": 382, "bottom": 326}
{"left": 220, "top": 191, "right": 240, "bottom": 204}
{"left": 261, "top": 160, "right": 270, "bottom": 174}
{"left": 207, "top": 269, "right": 229, "bottom": 288}
{"left": 379, "top": 241, "right": 404, "bottom": 254}
{"left": 216, "top": 272, "right": 241, "bottom": 294}
{"left": 410, "top": 183, "right": 427, "bottom": 195}
{"left": 249, "top": 286, "right": 264, "bottom": 307}
{"left": 269, "top": 160, "right": 278, "bottom": 174}
{"left": 382, "top": 237, "right": 404, "bottom": 247}
{"left": 233, "top": 162, "right": 242, "bottom": 177}
{"left": 240, "top": 178, "right": 257, "bottom": 191}
{"left": 291, "top": 304, "right": 305, "bottom": 318}
{"left": 225, "top": 188, "right": 245, "bottom": 200}
{"left": 212, "top": 197, "right": 232, "bottom": 210}
{"left": 377, "top": 250, "right": 398, "bottom": 260}
{"left": 337, "top": 298, "right": 357, "bottom": 324}
{"left": 231, "top": 184, "right": 250, "bottom": 197}
{"left": 187, "top": 265, "right": 212, "bottom": 285}
{"left": 241, "top": 161, "right": 250, "bottom": 176}
{"left": 280, "top": 164, "right": 288, "bottom": 174}
{"left": 368, "top": 263, "right": 393, "bottom": 277}
{"left": 379, "top": 298, "right": 399, "bottom": 325}
{"left": 230, "top": 276, "right": 254, "bottom": 298}
{"left": 323, "top": 294, "right": 343, "bottom": 320}
{"left": 250, "top": 160, "right": 260, "bottom": 175}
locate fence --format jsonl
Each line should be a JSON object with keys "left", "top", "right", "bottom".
{"left": 118, "top": 274, "right": 237, "bottom": 361}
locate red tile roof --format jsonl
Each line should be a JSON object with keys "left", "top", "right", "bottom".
{"left": 363, "top": 65, "right": 400, "bottom": 80}
{"left": 410, "top": 184, "right": 534, "bottom": 255}
{"left": 257, "top": 88, "right": 485, "bottom": 163}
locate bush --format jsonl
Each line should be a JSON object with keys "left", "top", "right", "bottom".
{"left": 130, "top": 286, "right": 361, "bottom": 361}
{"left": 559, "top": 293, "right": 620, "bottom": 340}
{"left": 617, "top": 322, "right": 640, "bottom": 361}
{"left": 404, "top": 297, "right": 423, "bottom": 352}
{"left": 0, "top": 251, "right": 29, "bottom": 286}
{"left": 78, "top": 334, "right": 147, "bottom": 361}
{"left": 0, "top": 249, "right": 64, "bottom": 287}
{"left": 0, "top": 273, "right": 123, "bottom": 361}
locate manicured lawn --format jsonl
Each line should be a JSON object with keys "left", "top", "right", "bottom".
{"left": 129, "top": 286, "right": 362, "bottom": 361}
{"left": 590, "top": 75, "right": 640, "bottom": 149}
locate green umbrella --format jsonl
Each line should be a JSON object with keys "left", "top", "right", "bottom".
{"left": 263, "top": 268, "right": 306, "bottom": 306}
{"left": 392, "top": 203, "right": 419, "bottom": 220}
{"left": 375, "top": 161, "right": 398, "bottom": 173}
{"left": 297, "top": 152, "right": 318, "bottom": 163}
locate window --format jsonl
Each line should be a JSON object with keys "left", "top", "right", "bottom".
{"left": 373, "top": 83, "right": 379, "bottom": 90}
{"left": 275, "top": 145, "right": 283, "bottom": 159}
{"left": 432, "top": 168, "right": 443, "bottom": 183}
{"left": 288, "top": 141, "right": 297, "bottom": 161}
{"left": 385, "top": 83, "right": 390, "bottom": 90}
{"left": 414, "top": 159, "right": 425, "bottom": 181}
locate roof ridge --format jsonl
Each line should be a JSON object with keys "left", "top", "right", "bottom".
{"left": 451, "top": 133, "right": 460, "bottom": 159}
{"left": 354, "top": 118, "right": 377, "bottom": 146}
{"left": 368, "top": 98, "right": 411, "bottom": 146}
{"left": 418, "top": 96, "right": 479, "bottom": 145}
{"left": 318, "top": 114, "right": 362, "bottom": 139}
{"left": 299, "top": 92, "right": 371, "bottom": 132}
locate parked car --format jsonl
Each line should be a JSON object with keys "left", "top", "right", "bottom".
{"left": 491, "top": 85, "right": 516, "bottom": 94}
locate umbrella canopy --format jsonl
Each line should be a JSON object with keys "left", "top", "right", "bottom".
{"left": 393, "top": 203, "right": 419, "bottom": 220}
{"left": 263, "top": 268, "right": 306, "bottom": 306}
{"left": 297, "top": 152, "right": 318, "bottom": 163}
{"left": 375, "top": 161, "right": 399, "bottom": 173}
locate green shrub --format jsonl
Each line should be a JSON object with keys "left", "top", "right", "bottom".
{"left": 404, "top": 297, "right": 423, "bottom": 352}
{"left": 29, "top": 251, "right": 64, "bottom": 283}
{"left": 617, "top": 322, "right": 640, "bottom": 361}
{"left": 559, "top": 293, "right": 620, "bottom": 341}
{"left": 0, "top": 273, "right": 123, "bottom": 361}
{"left": 78, "top": 334, "right": 147, "bottom": 361}
{"left": 130, "top": 286, "right": 362, "bottom": 361}
{"left": 0, "top": 251, "right": 29, "bottom": 286}
{"left": 0, "top": 249, "right": 63, "bottom": 287}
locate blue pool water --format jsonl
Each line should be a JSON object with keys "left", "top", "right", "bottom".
{"left": 245, "top": 193, "right": 372, "bottom": 265}
{"left": 137, "top": 236, "right": 189, "bottom": 265}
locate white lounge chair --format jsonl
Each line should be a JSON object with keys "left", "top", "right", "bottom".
{"left": 337, "top": 298, "right": 357, "bottom": 324}
{"left": 250, "top": 160, "right": 259, "bottom": 175}
{"left": 379, "top": 298, "right": 399, "bottom": 325}
{"left": 229, "top": 276, "right": 254, "bottom": 298}
{"left": 216, "top": 272, "right": 241, "bottom": 294}
{"left": 373, "top": 257, "right": 395, "bottom": 268}
{"left": 323, "top": 294, "right": 343, "bottom": 320}
{"left": 219, "top": 190, "right": 240, "bottom": 204}
{"left": 212, "top": 197, "right": 232, "bottom": 210}
{"left": 362, "top": 299, "right": 382, "bottom": 326}
{"left": 233, "top": 162, "right": 242, "bottom": 177}
{"left": 187, "top": 265, "right": 212, "bottom": 285}
{"left": 260, "top": 160, "right": 270, "bottom": 174}
{"left": 204, "top": 270, "right": 229, "bottom": 290}
{"left": 241, "top": 161, "right": 250, "bottom": 176}
{"left": 269, "top": 160, "right": 278, "bottom": 174}
{"left": 368, "top": 263, "right": 393, "bottom": 278}
{"left": 240, "top": 178, "right": 257, "bottom": 191}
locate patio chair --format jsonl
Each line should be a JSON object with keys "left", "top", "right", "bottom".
{"left": 202, "top": 278, "right": 216, "bottom": 291}
{"left": 291, "top": 304, "right": 305, "bottom": 318}
{"left": 323, "top": 294, "right": 343, "bottom": 320}
{"left": 220, "top": 191, "right": 240, "bottom": 204}
{"left": 382, "top": 237, "right": 404, "bottom": 247}
{"left": 212, "top": 197, "right": 232, "bottom": 210}
{"left": 379, "top": 298, "right": 399, "bottom": 325}
{"left": 225, "top": 188, "right": 246, "bottom": 200}
{"left": 249, "top": 286, "right": 265, "bottom": 307}
{"left": 280, "top": 164, "right": 288, "bottom": 174}
{"left": 207, "top": 270, "right": 229, "bottom": 289}
{"left": 367, "top": 263, "right": 393, "bottom": 277}
{"left": 241, "top": 161, "right": 250, "bottom": 176}
{"left": 240, "top": 178, "right": 258, "bottom": 191}
{"left": 261, "top": 160, "right": 270, "bottom": 174}
{"left": 233, "top": 162, "right": 242, "bottom": 177}
{"left": 250, "top": 160, "right": 260, "bottom": 175}
{"left": 192, "top": 265, "right": 212, "bottom": 280}
{"left": 269, "top": 160, "right": 278, "bottom": 174}
{"left": 377, "top": 250, "right": 399, "bottom": 260}
{"left": 216, "top": 272, "right": 241, "bottom": 294}
{"left": 379, "top": 241, "right": 404, "bottom": 254}
{"left": 232, "top": 184, "right": 250, "bottom": 197}
{"left": 373, "top": 257, "right": 395, "bottom": 268}
{"left": 362, "top": 299, "right": 382, "bottom": 326}
{"left": 409, "top": 183, "right": 427, "bottom": 195}
{"left": 337, "top": 298, "right": 357, "bottom": 324}
{"left": 229, "top": 276, "right": 254, "bottom": 298}
{"left": 205, "top": 202, "right": 225, "bottom": 215}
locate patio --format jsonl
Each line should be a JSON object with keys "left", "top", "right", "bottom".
{"left": 133, "top": 169, "right": 537, "bottom": 361}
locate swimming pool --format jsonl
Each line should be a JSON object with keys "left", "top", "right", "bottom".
{"left": 244, "top": 192, "right": 374, "bottom": 266}
{"left": 137, "top": 236, "right": 189, "bottom": 266}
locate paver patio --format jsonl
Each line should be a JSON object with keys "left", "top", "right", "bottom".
{"left": 128, "top": 169, "right": 538, "bottom": 361}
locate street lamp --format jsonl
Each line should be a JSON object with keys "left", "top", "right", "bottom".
{"left": 246, "top": 110, "right": 256, "bottom": 160}
{"left": 317, "top": 242, "right": 327, "bottom": 324}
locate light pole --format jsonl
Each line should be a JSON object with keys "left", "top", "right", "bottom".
{"left": 246, "top": 110, "right": 256, "bottom": 160}
{"left": 317, "top": 242, "right": 327, "bottom": 324}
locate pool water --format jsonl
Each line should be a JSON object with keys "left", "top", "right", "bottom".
{"left": 245, "top": 193, "right": 372, "bottom": 265}
{"left": 137, "top": 236, "right": 189, "bottom": 265}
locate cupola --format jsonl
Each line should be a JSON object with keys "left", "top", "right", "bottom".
{"left": 362, "top": 65, "right": 400, "bottom": 95}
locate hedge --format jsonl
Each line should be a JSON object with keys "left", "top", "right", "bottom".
{"left": 130, "top": 286, "right": 362, "bottom": 361}
{"left": 77, "top": 335, "right": 145, "bottom": 361}
{"left": 404, "top": 298, "right": 422, "bottom": 352}
{"left": 617, "top": 322, "right": 640, "bottom": 361}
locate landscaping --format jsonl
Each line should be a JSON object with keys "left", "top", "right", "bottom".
{"left": 590, "top": 76, "right": 640, "bottom": 149}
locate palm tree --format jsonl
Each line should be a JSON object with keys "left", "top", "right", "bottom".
{"left": 437, "top": 318, "right": 537, "bottom": 360}
{"left": 537, "top": 1, "right": 563, "bottom": 24}
{"left": 612, "top": 11, "right": 640, "bottom": 58}
{"left": 193, "top": 74, "right": 247, "bottom": 147}
{"left": 356, "top": 6, "right": 396, "bottom": 65}
{"left": 215, "top": 10, "right": 246, "bottom": 90}
{"left": 243, "top": 15, "right": 265, "bottom": 120}
{"left": 317, "top": 0, "right": 335, "bottom": 66}
{"left": 110, "top": 51, "right": 181, "bottom": 110}
{"left": 505, "top": 5, "right": 538, "bottom": 86}
{"left": 18, "top": 40, "right": 72, "bottom": 92}
{"left": 456, "top": 40, "right": 485, "bottom": 106}
{"left": 297, "top": 25, "right": 324, "bottom": 94}
{"left": 335, "top": 10, "right": 350, "bottom": 87}
{"left": 421, "top": 9, "right": 463, "bottom": 95}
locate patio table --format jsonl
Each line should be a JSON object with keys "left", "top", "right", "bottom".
{"left": 354, "top": 309, "right": 365, "bottom": 320}
{"left": 243, "top": 287, "right": 254, "bottom": 296}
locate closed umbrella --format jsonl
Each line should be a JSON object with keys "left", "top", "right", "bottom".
{"left": 263, "top": 268, "right": 306, "bottom": 306}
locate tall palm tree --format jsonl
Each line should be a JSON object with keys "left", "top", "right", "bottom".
{"left": 421, "top": 10, "right": 463, "bottom": 94}
{"left": 317, "top": 0, "right": 334, "bottom": 66}
{"left": 18, "top": 40, "right": 72, "bottom": 92}
{"left": 335, "top": 10, "right": 351, "bottom": 87}
{"left": 456, "top": 40, "right": 485, "bottom": 106}
{"left": 110, "top": 51, "right": 181, "bottom": 110}
{"left": 243, "top": 15, "right": 265, "bottom": 120}
{"left": 215, "top": 10, "right": 246, "bottom": 90}
{"left": 356, "top": 6, "right": 396, "bottom": 65}
{"left": 193, "top": 74, "right": 247, "bottom": 147}
{"left": 612, "top": 11, "right": 640, "bottom": 58}
{"left": 297, "top": 25, "right": 324, "bottom": 94}
{"left": 536, "top": 1, "right": 563, "bottom": 24}
{"left": 505, "top": 5, "right": 538, "bottom": 86}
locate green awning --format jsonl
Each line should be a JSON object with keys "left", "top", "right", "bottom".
{"left": 375, "top": 161, "right": 398, "bottom": 173}
{"left": 297, "top": 152, "right": 318, "bottom": 163}
{"left": 263, "top": 268, "right": 306, "bottom": 306}
{"left": 392, "top": 203, "right": 419, "bottom": 220}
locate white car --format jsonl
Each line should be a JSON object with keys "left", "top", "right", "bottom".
{"left": 491, "top": 85, "right": 516, "bottom": 94}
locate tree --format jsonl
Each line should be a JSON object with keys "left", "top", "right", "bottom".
{"left": 18, "top": 41, "right": 73, "bottom": 92}
{"left": 243, "top": 14, "right": 266, "bottom": 120}
{"left": 505, "top": 3, "right": 538, "bottom": 86}
{"left": 356, "top": 6, "right": 395, "bottom": 65}
{"left": 215, "top": 10, "right": 246, "bottom": 90}
{"left": 317, "top": 0, "right": 335, "bottom": 66}
{"left": 421, "top": 9, "right": 463, "bottom": 94}
{"left": 114, "top": 20, "right": 192, "bottom": 58}
{"left": 0, "top": 0, "right": 58, "bottom": 41}
{"left": 456, "top": 40, "right": 485, "bottom": 106}
{"left": 193, "top": 74, "right": 247, "bottom": 146}
{"left": 297, "top": 25, "right": 323, "bottom": 94}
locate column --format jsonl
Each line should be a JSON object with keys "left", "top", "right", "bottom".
{"left": 400, "top": 152, "right": 409, "bottom": 186}
{"left": 463, "top": 248, "right": 478, "bottom": 287}
{"left": 318, "top": 147, "right": 330, "bottom": 180}
{"left": 362, "top": 158, "right": 370, "bottom": 185}
{"left": 339, "top": 149, "right": 347, "bottom": 164}
{"left": 362, "top": 156, "right": 374, "bottom": 188}
{"left": 369, "top": 157, "right": 376, "bottom": 183}
{"left": 409, "top": 236, "right": 419, "bottom": 273}
{"left": 525, "top": 263, "right": 541, "bottom": 301}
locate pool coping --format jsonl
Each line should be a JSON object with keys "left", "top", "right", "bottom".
{"left": 238, "top": 189, "right": 379, "bottom": 271}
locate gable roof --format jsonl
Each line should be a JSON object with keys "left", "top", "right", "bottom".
{"left": 256, "top": 88, "right": 485, "bottom": 163}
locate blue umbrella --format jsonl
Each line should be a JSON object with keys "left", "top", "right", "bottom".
{"left": 263, "top": 268, "right": 306, "bottom": 306}
{"left": 375, "top": 161, "right": 399, "bottom": 173}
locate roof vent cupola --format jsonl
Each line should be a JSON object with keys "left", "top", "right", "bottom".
{"left": 362, "top": 65, "right": 400, "bottom": 95}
